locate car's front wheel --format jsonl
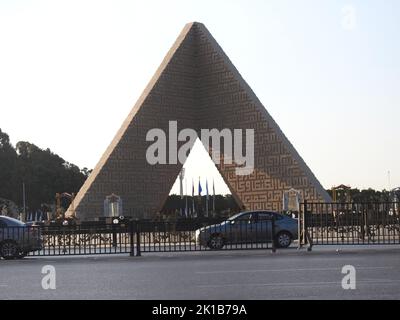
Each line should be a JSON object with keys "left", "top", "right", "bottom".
{"left": 208, "top": 234, "right": 225, "bottom": 250}
{"left": 275, "top": 231, "right": 292, "bottom": 248}
{"left": 0, "top": 240, "right": 20, "bottom": 260}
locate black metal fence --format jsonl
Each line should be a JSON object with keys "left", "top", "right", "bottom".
{"left": 0, "top": 223, "right": 132, "bottom": 258}
{"left": 299, "top": 201, "right": 400, "bottom": 247}
{"left": 0, "top": 217, "right": 276, "bottom": 259}
{"left": 136, "top": 218, "right": 275, "bottom": 255}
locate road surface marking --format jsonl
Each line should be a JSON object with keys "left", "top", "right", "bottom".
{"left": 196, "top": 279, "right": 400, "bottom": 289}
{"left": 196, "top": 266, "right": 394, "bottom": 274}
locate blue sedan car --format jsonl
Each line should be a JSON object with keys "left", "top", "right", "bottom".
{"left": 195, "top": 211, "right": 298, "bottom": 249}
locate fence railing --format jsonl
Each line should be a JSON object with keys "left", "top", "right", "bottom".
{"left": 0, "top": 217, "right": 276, "bottom": 259}
{"left": 299, "top": 201, "right": 400, "bottom": 247}
{"left": 136, "top": 218, "right": 275, "bottom": 255}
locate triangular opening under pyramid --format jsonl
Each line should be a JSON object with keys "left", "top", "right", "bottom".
{"left": 161, "top": 138, "right": 241, "bottom": 217}
{"left": 169, "top": 139, "right": 232, "bottom": 196}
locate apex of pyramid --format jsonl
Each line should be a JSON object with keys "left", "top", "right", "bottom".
{"left": 188, "top": 21, "right": 204, "bottom": 26}
{"left": 185, "top": 21, "right": 206, "bottom": 30}
{"left": 178, "top": 22, "right": 208, "bottom": 40}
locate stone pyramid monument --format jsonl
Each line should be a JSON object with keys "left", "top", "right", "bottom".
{"left": 68, "top": 22, "right": 331, "bottom": 220}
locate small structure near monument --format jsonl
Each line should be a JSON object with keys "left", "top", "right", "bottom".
{"left": 332, "top": 185, "right": 352, "bottom": 203}
{"left": 283, "top": 188, "right": 302, "bottom": 215}
{"left": 103, "top": 194, "right": 123, "bottom": 217}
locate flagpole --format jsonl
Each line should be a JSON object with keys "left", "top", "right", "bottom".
{"left": 192, "top": 179, "right": 195, "bottom": 217}
{"left": 185, "top": 178, "right": 188, "bottom": 218}
{"left": 206, "top": 179, "right": 209, "bottom": 218}
{"left": 198, "top": 177, "right": 202, "bottom": 217}
{"left": 22, "top": 182, "right": 26, "bottom": 222}
{"left": 179, "top": 169, "right": 185, "bottom": 217}
{"left": 213, "top": 179, "right": 216, "bottom": 216}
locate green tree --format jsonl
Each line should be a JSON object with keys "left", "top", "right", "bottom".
{"left": 0, "top": 129, "right": 18, "bottom": 200}
{"left": 0, "top": 129, "right": 90, "bottom": 211}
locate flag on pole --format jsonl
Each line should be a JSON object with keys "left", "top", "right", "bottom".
{"left": 198, "top": 177, "right": 202, "bottom": 196}
{"left": 192, "top": 179, "right": 195, "bottom": 216}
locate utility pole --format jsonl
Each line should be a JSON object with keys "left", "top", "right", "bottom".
{"left": 185, "top": 178, "right": 188, "bottom": 218}
{"left": 22, "top": 182, "right": 26, "bottom": 222}
{"left": 179, "top": 168, "right": 185, "bottom": 217}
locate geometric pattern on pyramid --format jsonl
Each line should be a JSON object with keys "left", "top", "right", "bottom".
{"left": 68, "top": 22, "right": 331, "bottom": 220}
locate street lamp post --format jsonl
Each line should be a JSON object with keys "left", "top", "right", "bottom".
{"left": 179, "top": 168, "right": 185, "bottom": 217}
{"left": 22, "top": 181, "right": 26, "bottom": 222}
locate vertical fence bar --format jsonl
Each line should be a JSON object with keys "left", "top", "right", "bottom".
{"left": 112, "top": 223, "right": 117, "bottom": 248}
{"left": 136, "top": 220, "right": 141, "bottom": 257}
{"left": 130, "top": 220, "right": 135, "bottom": 257}
{"left": 397, "top": 201, "right": 400, "bottom": 244}
{"left": 271, "top": 215, "right": 276, "bottom": 253}
{"left": 298, "top": 204, "right": 302, "bottom": 249}
{"left": 303, "top": 200, "right": 308, "bottom": 246}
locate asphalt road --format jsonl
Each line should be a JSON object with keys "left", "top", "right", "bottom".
{"left": 1, "top": 246, "right": 400, "bottom": 300}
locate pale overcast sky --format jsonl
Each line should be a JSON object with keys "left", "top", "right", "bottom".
{"left": 0, "top": 0, "right": 399, "bottom": 195}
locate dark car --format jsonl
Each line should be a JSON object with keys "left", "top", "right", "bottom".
{"left": 0, "top": 216, "right": 42, "bottom": 260}
{"left": 195, "top": 211, "right": 298, "bottom": 249}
